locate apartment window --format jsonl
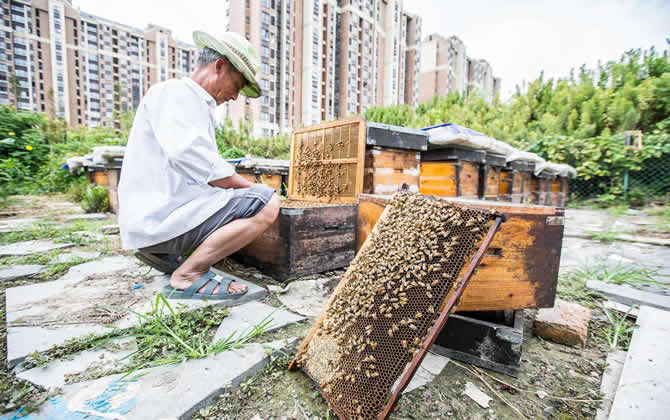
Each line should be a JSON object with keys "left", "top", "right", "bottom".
{"left": 271, "top": 16, "right": 275, "bottom": 25}
{"left": 261, "top": 46, "right": 269, "bottom": 58}
{"left": 245, "top": 16, "right": 250, "bottom": 24}
{"left": 261, "top": 62, "right": 269, "bottom": 74}
{"left": 261, "top": 0, "right": 269, "bottom": 7}
{"left": 262, "top": 12, "right": 270, "bottom": 26}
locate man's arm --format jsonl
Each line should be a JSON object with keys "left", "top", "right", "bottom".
{"left": 208, "top": 173, "right": 254, "bottom": 189}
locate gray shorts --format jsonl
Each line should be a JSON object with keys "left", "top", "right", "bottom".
{"left": 140, "top": 184, "right": 275, "bottom": 255}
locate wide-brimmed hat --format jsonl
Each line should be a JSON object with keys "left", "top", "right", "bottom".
{"left": 193, "top": 31, "right": 261, "bottom": 98}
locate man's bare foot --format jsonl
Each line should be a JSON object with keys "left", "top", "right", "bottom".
{"left": 170, "top": 268, "right": 247, "bottom": 295}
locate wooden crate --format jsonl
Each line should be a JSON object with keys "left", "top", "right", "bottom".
{"left": 530, "top": 171, "right": 554, "bottom": 205}
{"left": 232, "top": 203, "right": 357, "bottom": 281}
{"left": 419, "top": 146, "right": 485, "bottom": 199}
{"left": 357, "top": 194, "right": 564, "bottom": 311}
{"left": 433, "top": 310, "right": 524, "bottom": 377}
{"left": 481, "top": 153, "right": 506, "bottom": 201}
{"left": 364, "top": 146, "right": 421, "bottom": 194}
{"left": 288, "top": 119, "right": 427, "bottom": 203}
{"left": 508, "top": 161, "right": 535, "bottom": 204}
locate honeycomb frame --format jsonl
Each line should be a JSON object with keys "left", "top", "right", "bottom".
{"left": 289, "top": 192, "right": 504, "bottom": 419}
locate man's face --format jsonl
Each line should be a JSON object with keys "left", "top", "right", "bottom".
{"left": 211, "top": 58, "right": 247, "bottom": 105}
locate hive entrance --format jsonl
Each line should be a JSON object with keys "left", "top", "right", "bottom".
{"left": 289, "top": 192, "right": 504, "bottom": 419}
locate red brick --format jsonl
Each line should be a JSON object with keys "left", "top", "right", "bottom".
{"left": 534, "top": 298, "right": 591, "bottom": 346}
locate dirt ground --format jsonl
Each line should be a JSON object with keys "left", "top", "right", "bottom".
{"left": 1, "top": 194, "right": 668, "bottom": 419}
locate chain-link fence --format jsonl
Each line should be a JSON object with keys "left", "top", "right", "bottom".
{"left": 570, "top": 152, "right": 670, "bottom": 205}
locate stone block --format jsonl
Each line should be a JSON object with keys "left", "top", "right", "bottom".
{"left": 49, "top": 251, "right": 101, "bottom": 264}
{"left": 534, "top": 298, "right": 591, "bottom": 346}
{"left": 0, "top": 265, "right": 45, "bottom": 282}
{"left": 8, "top": 339, "right": 297, "bottom": 420}
{"left": 213, "top": 301, "right": 304, "bottom": 342}
{"left": 64, "top": 213, "right": 109, "bottom": 221}
{"left": 0, "top": 240, "right": 74, "bottom": 257}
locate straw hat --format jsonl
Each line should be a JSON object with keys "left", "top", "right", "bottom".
{"left": 193, "top": 31, "right": 261, "bottom": 98}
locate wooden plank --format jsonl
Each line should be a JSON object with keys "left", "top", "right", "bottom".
{"left": 356, "top": 195, "right": 564, "bottom": 311}
{"left": 460, "top": 162, "right": 480, "bottom": 198}
{"left": 419, "top": 162, "right": 457, "bottom": 197}
{"left": 422, "top": 146, "right": 486, "bottom": 163}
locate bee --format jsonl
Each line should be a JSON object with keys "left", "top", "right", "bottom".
{"left": 426, "top": 291, "right": 433, "bottom": 299}
{"left": 369, "top": 355, "right": 376, "bottom": 362}
{"left": 369, "top": 364, "right": 376, "bottom": 370}
{"left": 428, "top": 305, "right": 435, "bottom": 314}
{"left": 391, "top": 323, "right": 399, "bottom": 332}
{"left": 416, "top": 312, "right": 423, "bottom": 318}
{"left": 371, "top": 371, "right": 379, "bottom": 377}
{"left": 384, "top": 313, "right": 393, "bottom": 318}
{"left": 409, "top": 324, "right": 418, "bottom": 331}
{"left": 401, "top": 340, "right": 407, "bottom": 348}
{"left": 388, "top": 329, "right": 394, "bottom": 337}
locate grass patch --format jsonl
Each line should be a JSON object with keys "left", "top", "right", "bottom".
{"left": 570, "top": 258, "right": 668, "bottom": 290}
{"left": 0, "top": 219, "right": 110, "bottom": 246}
{"left": 22, "top": 293, "right": 273, "bottom": 381}
{"left": 598, "top": 303, "right": 638, "bottom": 351}
{"left": 583, "top": 230, "right": 621, "bottom": 244}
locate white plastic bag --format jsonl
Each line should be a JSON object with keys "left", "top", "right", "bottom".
{"left": 92, "top": 146, "right": 125, "bottom": 165}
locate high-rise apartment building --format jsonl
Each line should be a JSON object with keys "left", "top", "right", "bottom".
{"left": 0, "top": 0, "right": 198, "bottom": 128}
{"left": 467, "top": 57, "right": 494, "bottom": 102}
{"left": 418, "top": 33, "right": 468, "bottom": 103}
{"left": 222, "top": 0, "right": 421, "bottom": 137}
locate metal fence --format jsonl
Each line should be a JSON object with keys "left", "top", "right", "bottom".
{"left": 570, "top": 153, "right": 670, "bottom": 204}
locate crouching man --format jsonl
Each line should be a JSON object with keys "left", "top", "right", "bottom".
{"left": 118, "top": 31, "right": 279, "bottom": 300}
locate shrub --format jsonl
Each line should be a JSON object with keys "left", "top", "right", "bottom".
{"left": 80, "top": 184, "right": 110, "bottom": 213}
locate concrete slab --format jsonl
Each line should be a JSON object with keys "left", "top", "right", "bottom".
{"left": 64, "top": 213, "right": 109, "bottom": 221}
{"left": 71, "top": 231, "right": 106, "bottom": 242}
{"left": 400, "top": 351, "right": 450, "bottom": 394}
{"left": 17, "top": 337, "right": 138, "bottom": 389}
{"left": 596, "top": 350, "right": 626, "bottom": 420}
{"left": 0, "top": 265, "right": 45, "bottom": 282}
{"left": 9, "top": 338, "right": 297, "bottom": 420}
{"left": 0, "top": 240, "right": 74, "bottom": 257}
{"left": 464, "top": 381, "right": 492, "bottom": 408}
{"left": 48, "top": 251, "right": 101, "bottom": 264}
{"left": 565, "top": 232, "right": 670, "bottom": 247}
{"left": 0, "top": 217, "right": 39, "bottom": 232}
{"left": 6, "top": 263, "right": 266, "bottom": 366}
{"left": 276, "top": 278, "right": 336, "bottom": 317}
{"left": 213, "top": 301, "right": 305, "bottom": 343}
{"left": 609, "top": 306, "right": 670, "bottom": 420}
{"left": 602, "top": 301, "right": 639, "bottom": 319}
{"left": 587, "top": 280, "right": 670, "bottom": 311}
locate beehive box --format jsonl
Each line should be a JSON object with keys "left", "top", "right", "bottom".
{"left": 551, "top": 176, "right": 570, "bottom": 208}
{"left": 86, "top": 159, "right": 122, "bottom": 213}
{"left": 481, "top": 153, "right": 506, "bottom": 201}
{"left": 232, "top": 201, "right": 356, "bottom": 281}
{"left": 357, "top": 194, "right": 564, "bottom": 311}
{"left": 419, "top": 146, "right": 485, "bottom": 199}
{"left": 229, "top": 158, "right": 289, "bottom": 195}
{"left": 288, "top": 118, "right": 427, "bottom": 203}
{"left": 508, "top": 161, "right": 535, "bottom": 204}
{"left": 531, "top": 171, "right": 555, "bottom": 205}
{"left": 499, "top": 168, "right": 514, "bottom": 202}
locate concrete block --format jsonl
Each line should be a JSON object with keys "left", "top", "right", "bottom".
{"left": 596, "top": 350, "right": 627, "bottom": 420}
{"left": 17, "top": 337, "right": 137, "bottom": 389}
{"left": 0, "top": 265, "right": 45, "bottom": 282}
{"left": 587, "top": 280, "right": 670, "bottom": 311}
{"left": 9, "top": 338, "right": 297, "bottom": 420}
{"left": 534, "top": 298, "right": 591, "bottom": 346}
{"left": 213, "top": 301, "right": 304, "bottom": 343}
{"left": 400, "top": 351, "right": 450, "bottom": 394}
{"left": 49, "top": 251, "right": 101, "bottom": 264}
{"left": 0, "top": 240, "right": 74, "bottom": 257}
{"left": 6, "top": 262, "right": 266, "bottom": 366}
{"left": 609, "top": 306, "right": 670, "bottom": 420}
{"left": 276, "top": 278, "right": 334, "bottom": 317}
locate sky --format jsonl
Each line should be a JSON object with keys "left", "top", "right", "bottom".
{"left": 72, "top": 0, "right": 670, "bottom": 101}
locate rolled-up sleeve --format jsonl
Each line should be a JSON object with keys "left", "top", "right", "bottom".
{"left": 146, "top": 85, "right": 235, "bottom": 185}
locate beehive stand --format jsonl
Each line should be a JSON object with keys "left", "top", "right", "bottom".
{"left": 289, "top": 192, "right": 504, "bottom": 419}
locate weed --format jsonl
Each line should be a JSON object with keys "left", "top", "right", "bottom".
{"left": 80, "top": 184, "right": 110, "bottom": 213}
{"left": 557, "top": 270, "right": 602, "bottom": 304}
{"left": 598, "top": 303, "right": 638, "bottom": 351}
{"left": 569, "top": 258, "right": 668, "bottom": 290}
{"left": 584, "top": 230, "right": 620, "bottom": 244}
{"left": 23, "top": 293, "right": 273, "bottom": 380}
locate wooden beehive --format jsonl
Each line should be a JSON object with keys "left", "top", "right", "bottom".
{"left": 357, "top": 194, "right": 564, "bottom": 312}
{"left": 288, "top": 118, "right": 427, "bottom": 203}
{"left": 231, "top": 159, "right": 289, "bottom": 195}
{"left": 87, "top": 159, "right": 122, "bottom": 213}
{"left": 551, "top": 176, "right": 570, "bottom": 208}
{"left": 481, "top": 153, "right": 505, "bottom": 201}
{"left": 531, "top": 171, "right": 554, "bottom": 205}
{"left": 419, "top": 146, "right": 485, "bottom": 199}
{"left": 232, "top": 202, "right": 357, "bottom": 281}
{"left": 499, "top": 168, "right": 514, "bottom": 202}
{"left": 508, "top": 161, "right": 535, "bottom": 204}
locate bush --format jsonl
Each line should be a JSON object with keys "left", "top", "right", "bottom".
{"left": 80, "top": 184, "right": 110, "bottom": 213}
{"left": 68, "top": 176, "right": 89, "bottom": 202}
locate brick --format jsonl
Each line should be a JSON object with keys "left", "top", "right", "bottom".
{"left": 534, "top": 298, "right": 591, "bottom": 346}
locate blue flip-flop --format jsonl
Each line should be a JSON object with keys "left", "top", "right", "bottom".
{"left": 163, "top": 270, "right": 248, "bottom": 300}
{"left": 134, "top": 251, "right": 183, "bottom": 274}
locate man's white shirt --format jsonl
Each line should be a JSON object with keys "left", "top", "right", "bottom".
{"left": 118, "top": 78, "right": 236, "bottom": 250}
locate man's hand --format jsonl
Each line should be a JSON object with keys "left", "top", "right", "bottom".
{"left": 209, "top": 173, "right": 254, "bottom": 189}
